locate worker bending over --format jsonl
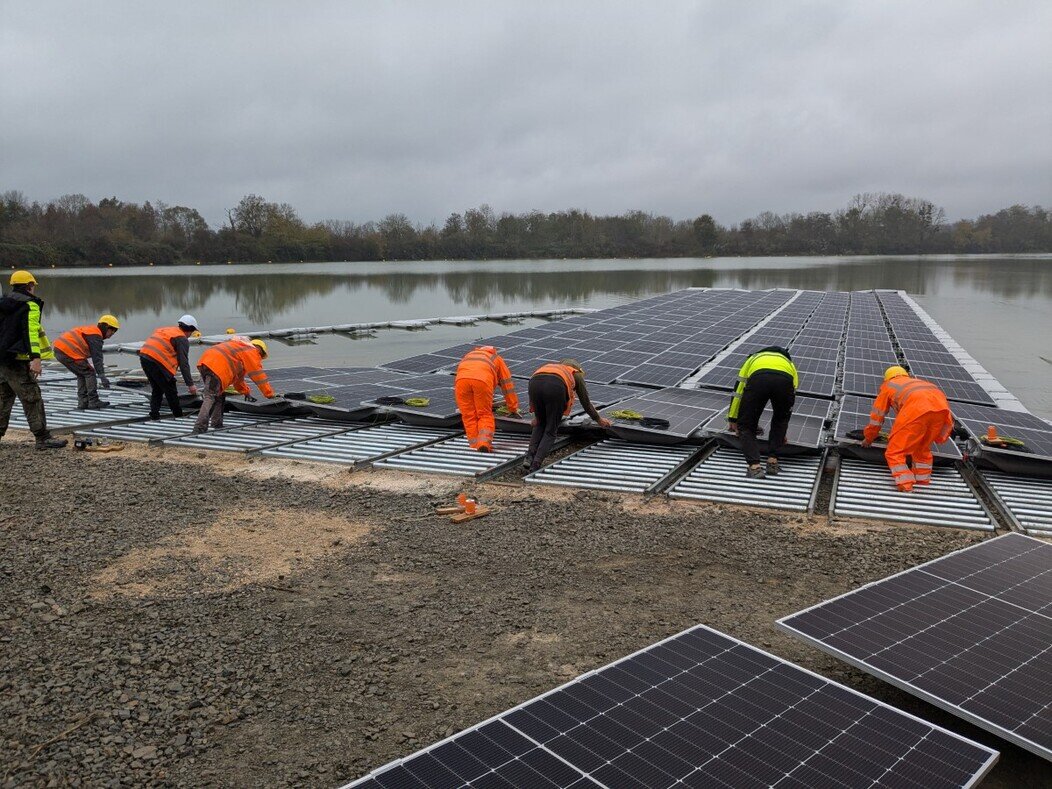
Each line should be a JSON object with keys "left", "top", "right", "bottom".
{"left": 728, "top": 346, "right": 798, "bottom": 478}
{"left": 53, "top": 315, "right": 120, "bottom": 409}
{"left": 525, "top": 359, "right": 611, "bottom": 471}
{"left": 862, "top": 366, "right": 953, "bottom": 492}
{"left": 138, "top": 315, "right": 199, "bottom": 420}
{"left": 454, "top": 345, "right": 520, "bottom": 452}
{"left": 0, "top": 270, "right": 66, "bottom": 449}
{"left": 193, "top": 337, "right": 274, "bottom": 434}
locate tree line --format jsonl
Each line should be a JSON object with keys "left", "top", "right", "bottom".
{"left": 0, "top": 190, "right": 1048, "bottom": 268}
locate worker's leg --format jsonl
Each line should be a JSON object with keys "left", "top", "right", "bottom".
{"left": 193, "top": 370, "right": 222, "bottom": 433}
{"left": 736, "top": 377, "right": 769, "bottom": 467}
{"left": 885, "top": 419, "right": 923, "bottom": 491}
{"left": 766, "top": 375, "right": 796, "bottom": 460}
{"left": 911, "top": 411, "right": 948, "bottom": 485}
{"left": 161, "top": 373, "right": 182, "bottom": 418}
{"left": 141, "top": 357, "right": 166, "bottom": 419}
{"left": 0, "top": 364, "right": 18, "bottom": 437}
{"left": 56, "top": 351, "right": 90, "bottom": 408}
{"left": 472, "top": 381, "right": 496, "bottom": 451}
{"left": 455, "top": 379, "right": 479, "bottom": 446}
{"left": 528, "top": 375, "right": 566, "bottom": 469}
{"left": 0, "top": 359, "right": 49, "bottom": 439}
{"left": 211, "top": 392, "right": 226, "bottom": 429}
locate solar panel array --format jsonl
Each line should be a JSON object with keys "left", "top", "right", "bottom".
{"left": 704, "top": 395, "right": 834, "bottom": 449}
{"left": 842, "top": 292, "right": 900, "bottom": 397}
{"left": 877, "top": 292, "right": 995, "bottom": 406}
{"left": 346, "top": 624, "right": 998, "bottom": 789}
{"left": 952, "top": 402, "right": 1052, "bottom": 462}
{"left": 834, "top": 394, "right": 962, "bottom": 460}
{"left": 382, "top": 289, "right": 794, "bottom": 387}
{"left": 779, "top": 533, "right": 1052, "bottom": 761}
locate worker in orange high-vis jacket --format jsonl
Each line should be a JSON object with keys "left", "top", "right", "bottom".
{"left": 138, "top": 315, "right": 199, "bottom": 420}
{"left": 525, "top": 359, "right": 611, "bottom": 472}
{"left": 862, "top": 365, "right": 954, "bottom": 492}
{"left": 53, "top": 314, "right": 120, "bottom": 409}
{"left": 454, "top": 345, "right": 520, "bottom": 451}
{"left": 193, "top": 338, "right": 275, "bottom": 434}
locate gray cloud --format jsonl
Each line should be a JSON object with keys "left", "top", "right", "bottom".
{"left": 2, "top": 0, "right": 1049, "bottom": 227}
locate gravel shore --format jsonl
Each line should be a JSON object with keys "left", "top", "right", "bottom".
{"left": 1, "top": 434, "right": 1048, "bottom": 787}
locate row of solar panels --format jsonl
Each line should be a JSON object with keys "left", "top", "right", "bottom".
{"left": 348, "top": 533, "right": 1052, "bottom": 787}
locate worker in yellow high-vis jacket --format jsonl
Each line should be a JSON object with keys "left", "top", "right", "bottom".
{"left": 727, "top": 346, "right": 798, "bottom": 479}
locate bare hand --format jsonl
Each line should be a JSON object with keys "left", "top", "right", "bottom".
{"left": 598, "top": 417, "right": 612, "bottom": 428}
{"left": 727, "top": 422, "right": 737, "bottom": 434}
{"left": 860, "top": 438, "right": 873, "bottom": 448}
{"left": 29, "top": 359, "right": 42, "bottom": 378}
{"left": 188, "top": 385, "right": 198, "bottom": 396}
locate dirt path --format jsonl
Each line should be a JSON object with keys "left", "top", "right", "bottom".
{"left": 0, "top": 436, "right": 1047, "bottom": 787}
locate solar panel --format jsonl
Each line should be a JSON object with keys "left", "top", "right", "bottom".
{"left": 599, "top": 388, "right": 729, "bottom": 440}
{"left": 834, "top": 394, "right": 962, "bottom": 460}
{"left": 779, "top": 533, "right": 1051, "bottom": 762}
{"left": 618, "top": 364, "right": 694, "bottom": 389}
{"left": 702, "top": 395, "right": 833, "bottom": 449}
{"left": 380, "top": 353, "right": 459, "bottom": 374}
{"left": 345, "top": 624, "right": 997, "bottom": 789}
{"left": 265, "top": 365, "right": 332, "bottom": 382}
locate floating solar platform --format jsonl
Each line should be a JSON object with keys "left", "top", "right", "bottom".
{"left": 373, "top": 432, "right": 557, "bottom": 480}
{"left": 704, "top": 394, "right": 833, "bottom": 451}
{"left": 260, "top": 423, "right": 458, "bottom": 467}
{"left": 831, "top": 458, "right": 994, "bottom": 531}
{"left": 600, "top": 388, "right": 729, "bottom": 445}
{"left": 778, "top": 533, "right": 1051, "bottom": 762}
{"left": 8, "top": 403, "right": 152, "bottom": 433}
{"left": 162, "top": 417, "right": 352, "bottom": 453}
{"left": 667, "top": 447, "right": 824, "bottom": 513}
{"left": 976, "top": 469, "right": 1052, "bottom": 536}
{"left": 344, "top": 624, "right": 998, "bottom": 789}
{"left": 525, "top": 439, "right": 702, "bottom": 494}
{"left": 952, "top": 402, "right": 1052, "bottom": 476}
{"left": 834, "top": 394, "right": 961, "bottom": 463}
{"left": 75, "top": 412, "right": 277, "bottom": 443}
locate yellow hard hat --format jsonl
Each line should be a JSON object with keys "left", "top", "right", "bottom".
{"left": 9, "top": 270, "right": 37, "bottom": 286}
{"left": 98, "top": 314, "right": 120, "bottom": 330}
{"left": 250, "top": 339, "right": 268, "bottom": 358}
{"left": 884, "top": 365, "right": 909, "bottom": 381}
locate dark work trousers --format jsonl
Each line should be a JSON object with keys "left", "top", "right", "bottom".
{"left": 55, "top": 350, "right": 100, "bottom": 408}
{"left": 194, "top": 367, "right": 225, "bottom": 433}
{"left": 737, "top": 371, "right": 795, "bottom": 466}
{"left": 0, "top": 359, "right": 48, "bottom": 438}
{"left": 140, "top": 355, "right": 183, "bottom": 419}
{"left": 527, "top": 374, "right": 569, "bottom": 469}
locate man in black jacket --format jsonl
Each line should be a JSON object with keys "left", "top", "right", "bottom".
{"left": 0, "top": 270, "right": 67, "bottom": 449}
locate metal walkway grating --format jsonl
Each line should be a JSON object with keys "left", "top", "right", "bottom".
{"left": 373, "top": 432, "right": 559, "bottom": 479}
{"left": 525, "top": 439, "right": 700, "bottom": 493}
{"left": 76, "top": 412, "right": 275, "bottom": 443}
{"left": 260, "top": 423, "right": 458, "bottom": 467}
{"left": 832, "top": 458, "right": 993, "bottom": 530}
{"left": 667, "top": 447, "right": 824, "bottom": 512}
{"left": 12, "top": 403, "right": 152, "bottom": 433}
{"left": 162, "top": 417, "right": 352, "bottom": 453}
{"left": 977, "top": 469, "right": 1052, "bottom": 536}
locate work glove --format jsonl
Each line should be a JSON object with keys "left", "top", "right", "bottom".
{"left": 244, "top": 394, "right": 258, "bottom": 403}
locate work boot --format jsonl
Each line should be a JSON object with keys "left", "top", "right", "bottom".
{"left": 190, "top": 428, "right": 205, "bottom": 435}
{"left": 746, "top": 464, "right": 765, "bottom": 479}
{"left": 477, "top": 445, "right": 492, "bottom": 453}
{"left": 36, "top": 435, "right": 68, "bottom": 450}
{"left": 148, "top": 413, "right": 161, "bottom": 421}
{"left": 86, "top": 401, "right": 111, "bottom": 409}
{"left": 521, "top": 454, "right": 534, "bottom": 471}
{"left": 766, "top": 459, "right": 780, "bottom": 476}
{"left": 896, "top": 483, "right": 914, "bottom": 493}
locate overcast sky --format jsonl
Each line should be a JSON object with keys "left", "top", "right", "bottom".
{"left": 2, "top": 1, "right": 1049, "bottom": 228}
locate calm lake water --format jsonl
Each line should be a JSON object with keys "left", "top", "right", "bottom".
{"left": 35, "top": 255, "right": 1052, "bottom": 417}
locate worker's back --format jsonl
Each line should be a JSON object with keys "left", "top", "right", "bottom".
{"left": 884, "top": 375, "right": 950, "bottom": 420}
{"left": 455, "top": 346, "right": 501, "bottom": 387}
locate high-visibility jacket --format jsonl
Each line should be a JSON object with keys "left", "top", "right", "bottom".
{"left": 139, "top": 326, "right": 193, "bottom": 384}
{"left": 864, "top": 375, "right": 953, "bottom": 443}
{"left": 728, "top": 349, "right": 799, "bottom": 420}
{"left": 454, "top": 346, "right": 519, "bottom": 412}
{"left": 532, "top": 363, "right": 577, "bottom": 416}
{"left": 53, "top": 325, "right": 102, "bottom": 361}
{"left": 0, "top": 290, "right": 46, "bottom": 361}
{"left": 198, "top": 340, "right": 274, "bottom": 398}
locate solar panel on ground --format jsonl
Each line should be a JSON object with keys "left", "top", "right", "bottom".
{"left": 779, "top": 533, "right": 1050, "bottom": 761}
{"left": 952, "top": 403, "right": 1052, "bottom": 461}
{"left": 345, "top": 624, "right": 998, "bottom": 789}
{"left": 834, "top": 394, "right": 962, "bottom": 460}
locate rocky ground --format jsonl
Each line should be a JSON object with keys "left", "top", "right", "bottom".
{"left": 0, "top": 434, "right": 1048, "bottom": 788}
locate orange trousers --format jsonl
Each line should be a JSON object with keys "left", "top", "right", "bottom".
{"left": 885, "top": 410, "right": 949, "bottom": 491}
{"left": 455, "top": 379, "right": 495, "bottom": 449}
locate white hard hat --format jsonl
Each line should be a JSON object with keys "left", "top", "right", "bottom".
{"left": 178, "top": 314, "right": 199, "bottom": 330}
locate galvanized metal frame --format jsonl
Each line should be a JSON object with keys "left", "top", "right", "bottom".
{"left": 524, "top": 439, "right": 705, "bottom": 494}
{"left": 259, "top": 423, "right": 458, "bottom": 468}
{"left": 973, "top": 467, "right": 1052, "bottom": 536}
{"left": 162, "top": 417, "right": 353, "bottom": 453}
{"left": 373, "top": 433, "right": 562, "bottom": 480}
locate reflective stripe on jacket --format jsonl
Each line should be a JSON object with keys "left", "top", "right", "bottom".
{"left": 863, "top": 375, "right": 954, "bottom": 443}
{"left": 728, "top": 350, "right": 799, "bottom": 420}
{"left": 198, "top": 340, "right": 274, "bottom": 397}
{"left": 139, "top": 326, "right": 185, "bottom": 376}
{"left": 454, "top": 346, "right": 519, "bottom": 412}
{"left": 54, "top": 325, "right": 102, "bottom": 361}
{"left": 533, "top": 363, "right": 577, "bottom": 416}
